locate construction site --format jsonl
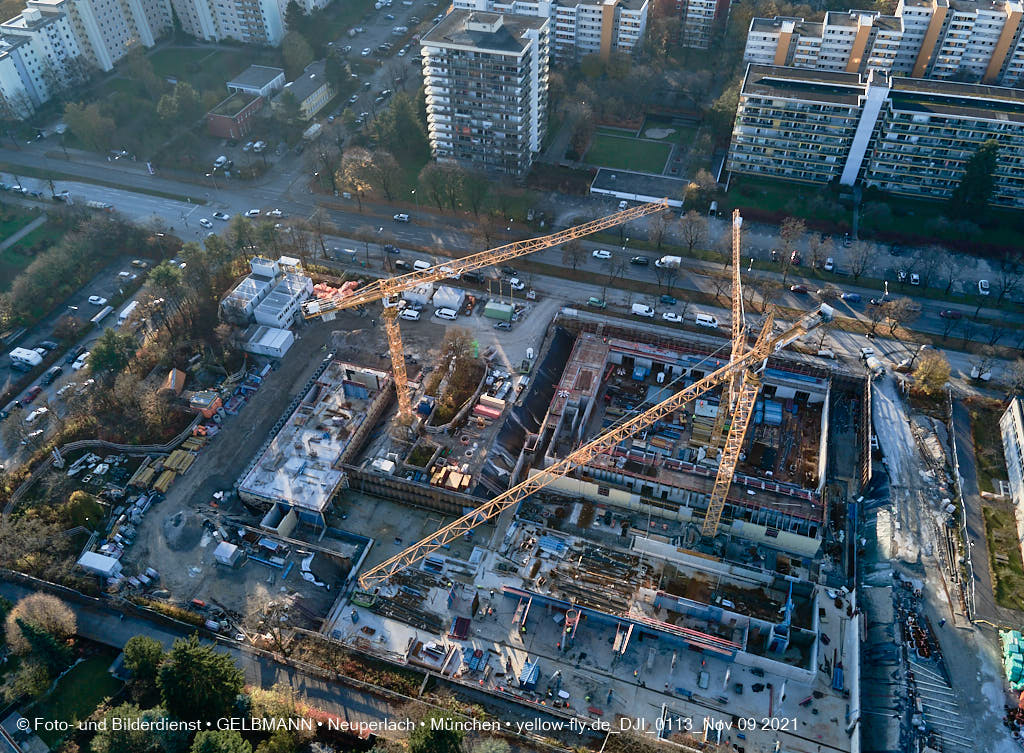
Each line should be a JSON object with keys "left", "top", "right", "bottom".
{"left": 179, "top": 205, "right": 852, "bottom": 753}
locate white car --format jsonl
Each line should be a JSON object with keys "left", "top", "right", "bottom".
{"left": 361, "top": 48, "right": 372, "bottom": 56}
{"left": 56, "top": 382, "right": 77, "bottom": 397}
{"left": 393, "top": 213, "right": 410, "bottom": 222}
{"left": 909, "top": 273, "right": 920, "bottom": 286}
{"left": 212, "top": 211, "right": 230, "bottom": 221}
{"left": 198, "top": 218, "right": 213, "bottom": 228}
{"left": 87, "top": 296, "right": 107, "bottom": 306}
{"left": 592, "top": 249, "right": 612, "bottom": 260}
{"left": 71, "top": 352, "right": 90, "bottom": 371}
{"left": 252, "top": 141, "right": 266, "bottom": 152}
{"left": 979, "top": 279, "right": 990, "bottom": 295}
{"left": 434, "top": 307, "right": 458, "bottom": 320}
{"left": 399, "top": 308, "right": 421, "bottom": 321}
{"left": 661, "top": 312, "right": 683, "bottom": 323}
{"left": 24, "top": 407, "right": 48, "bottom": 423}
{"left": 508, "top": 278, "right": 525, "bottom": 291}
{"left": 244, "top": 209, "right": 261, "bottom": 218}
{"left": 348, "top": 94, "right": 359, "bottom": 104}
{"left": 22, "top": 429, "right": 43, "bottom": 443}
{"left": 823, "top": 257, "right": 835, "bottom": 272}
{"left": 266, "top": 209, "right": 283, "bottom": 218}
{"left": 242, "top": 141, "right": 254, "bottom": 152}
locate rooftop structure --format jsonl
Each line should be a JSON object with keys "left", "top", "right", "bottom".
{"left": 282, "top": 59, "right": 334, "bottom": 120}
{"left": 237, "top": 361, "right": 392, "bottom": 515}
{"left": 253, "top": 273, "right": 313, "bottom": 329}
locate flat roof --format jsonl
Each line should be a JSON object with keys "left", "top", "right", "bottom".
{"left": 227, "top": 64, "right": 284, "bottom": 89}
{"left": 209, "top": 92, "right": 261, "bottom": 117}
{"left": 743, "top": 64, "right": 868, "bottom": 105}
{"left": 422, "top": 10, "right": 547, "bottom": 53}
{"left": 254, "top": 273, "right": 311, "bottom": 318}
{"left": 237, "top": 361, "right": 389, "bottom": 512}
{"left": 590, "top": 168, "right": 686, "bottom": 201}
{"left": 223, "top": 274, "right": 274, "bottom": 307}
{"left": 249, "top": 325, "right": 292, "bottom": 350}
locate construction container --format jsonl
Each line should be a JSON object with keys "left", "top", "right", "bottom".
{"left": 483, "top": 301, "right": 514, "bottom": 322}
{"left": 432, "top": 285, "right": 466, "bottom": 311}
{"left": 403, "top": 283, "right": 434, "bottom": 307}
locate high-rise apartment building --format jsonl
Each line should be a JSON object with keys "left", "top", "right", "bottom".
{"left": 449, "top": 0, "right": 646, "bottom": 59}
{"left": 744, "top": 0, "right": 1024, "bottom": 87}
{"left": 168, "top": 0, "right": 286, "bottom": 46}
{"left": 727, "top": 63, "right": 1024, "bottom": 207}
{"left": 673, "top": 0, "right": 730, "bottom": 49}
{"left": 0, "top": 0, "right": 168, "bottom": 115}
{"left": 421, "top": 11, "right": 549, "bottom": 175}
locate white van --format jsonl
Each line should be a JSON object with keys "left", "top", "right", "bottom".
{"left": 695, "top": 313, "right": 719, "bottom": 329}
{"left": 631, "top": 303, "right": 654, "bottom": 318}
{"left": 434, "top": 308, "right": 457, "bottom": 320}
{"left": 413, "top": 259, "right": 431, "bottom": 272}
{"left": 399, "top": 308, "right": 421, "bottom": 321}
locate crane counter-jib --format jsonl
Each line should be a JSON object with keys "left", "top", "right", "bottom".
{"left": 355, "top": 304, "right": 834, "bottom": 590}
{"left": 301, "top": 199, "right": 670, "bottom": 320}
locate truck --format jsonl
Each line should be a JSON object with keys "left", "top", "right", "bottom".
{"left": 865, "top": 355, "right": 885, "bottom": 377}
{"left": 654, "top": 255, "right": 682, "bottom": 269}
{"left": 302, "top": 123, "right": 322, "bottom": 141}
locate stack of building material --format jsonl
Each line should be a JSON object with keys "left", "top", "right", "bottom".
{"left": 1002, "top": 630, "right": 1024, "bottom": 690}
{"left": 127, "top": 459, "right": 155, "bottom": 488}
{"left": 180, "top": 436, "right": 207, "bottom": 451}
{"left": 473, "top": 403, "right": 501, "bottom": 420}
{"left": 430, "top": 465, "right": 472, "bottom": 491}
{"left": 153, "top": 469, "right": 176, "bottom": 493}
{"left": 164, "top": 450, "right": 196, "bottom": 474}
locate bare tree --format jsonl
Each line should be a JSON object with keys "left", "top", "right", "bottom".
{"left": 940, "top": 313, "right": 959, "bottom": 340}
{"left": 960, "top": 318, "right": 978, "bottom": 347}
{"left": 708, "top": 270, "right": 731, "bottom": 301}
{"left": 867, "top": 302, "right": 886, "bottom": 336}
{"left": 758, "top": 279, "right": 783, "bottom": 313}
{"left": 650, "top": 212, "right": 669, "bottom": 251}
{"left": 913, "top": 247, "right": 942, "bottom": 289}
{"left": 969, "top": 345, "right": 998, "bottom": 379}
{"left": 986, "top": 325, "right": 1008, "bottom": 346}
{"left": 679, "top": 211, "right": 708, "bottom": 255}
{"left": 807, "top": 233, "right": 833, "bottom": 270}
{"left": 604, "top": 256, "right": 627, "bottom": 286}
{"left": 779, "top": 217, "right": 806, "bottom": 259}
{"left": 1003, "top": 358, "right": 1024, "bottom": 398}
{"left": 994, "top": 253, "right": 1024, "bottom": 304}
{"left": 882, "top": 297, "right": 918, "bottom": 337}
{"left": 847, "top": 241, "right": 872, "bottom": 282}
{"left": 562, "top": 238, "right": 586, "bottom": 271}
{"left": 936, "top": 252, "right": 960, "bottom": 295}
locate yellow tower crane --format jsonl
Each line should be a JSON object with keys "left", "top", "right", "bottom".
{"left": 706, "top": 209, "right": 747, "bottom": 453}
{"left": 302, "top": 200, "right": 670, "bottom": 421}
{"left": 356, "top": 301, "right": 834, "bottom": 590}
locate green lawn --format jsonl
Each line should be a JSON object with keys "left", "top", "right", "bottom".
{"left": 983, "top": 504, "right": 1024, "bottom": 610}
{"left": 0, "top": 208, "right": 49, "bottom": 291}
{"left": 148, "top": 48, "right": 284, "bottom": 94}
{"left": 969, "top": 398, "right": 1010, "bottom": 494}
{"left": 28, "top": 653, "right": 123, "bottom": 747}
{"left": 584, "top": 132, "right": 671, "bottom": 174}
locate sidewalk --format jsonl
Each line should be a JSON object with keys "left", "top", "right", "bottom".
{"left": 0, "top": 213, "right": 46, "bottom": 251}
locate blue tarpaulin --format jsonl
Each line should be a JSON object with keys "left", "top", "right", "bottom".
{"left": 519, "top": 660, "right": 539, "bottom": 689}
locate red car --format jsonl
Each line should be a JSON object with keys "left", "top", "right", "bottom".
{"left": 790, "top": 284, "right": 809, "bottom": 294}
{"left": 21, "top": 385, "right": 42, "bottom": 405}
{"left": 939, "top": 309, "right": 962, "bottom": 320}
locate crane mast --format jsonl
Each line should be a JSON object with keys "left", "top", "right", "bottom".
{"left": 302, "top": 200, "right": 669, "bottom": 421}
{"left": 356, "top": 303, "right": 834, "bottom": 591}
{"left": 707, "top": 210, "right": 746, "bottom": 453}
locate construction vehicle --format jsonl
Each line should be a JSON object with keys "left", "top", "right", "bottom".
{"left": 356, "top": 300, "right": 835, "bottom": 590}
{"left": 302, "top": 200, "right": 670, "bottom": 420}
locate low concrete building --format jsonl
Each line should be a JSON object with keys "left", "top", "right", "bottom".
{"left": 227, "top": 64, "right": 285, "bottom": 98}
{"left": 254, "top": 273, "right": 313, "bottom": 328}
{"left": 77, "top": 551, "right": 122, "bottom": 578}
{"left": 206, "top": 92, "right": 264, "bottom": 140}
{"left": 242, "top": 325, "right": 295, "bottom": 358}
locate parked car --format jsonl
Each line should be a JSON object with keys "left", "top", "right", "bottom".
{"left": 198, "top": 218, "right": 213, "bottom": 228}
{"left": 38, "top": 340, "right": 58, "bottom": 351}
{"left": 823, "top": 257, "right": 835, "bottom": 272}
{"left": 508, "top": 278, "right": 525, "bottom": 291}
{"left": 348, "top": 94, "right": 359, "bottom": 104}
{"left": 840, "top": 292, "right": 861, "bottom": 302}
{"left": 87, "top": 295, "right": 107, "bottom": 306}
{"left": 41, "top": 365, "right": 62, "bottom": 385}
{"left": 910, "top": 273, "right": 920, "bottom": 286}
{"left": 394, "top": 260, "right": 412, "bottom": 271}
{"left": 662, "top": 312, "right": 683, "bottom": 323}
{"left": 71, "top": 352, "right": 90, "bottom": 371}
{"left": 494, "top": 321, "right": 512, "bottom": 330}
{"left": 630, "top": 256, "right": 649, "bottom": 266}
{"left": 361, "top": 48, "right": 372, "bottom": 56}
{"left": 24, "top": 407, "right": 48, "bottom": 423}
{"left": 242, "top": 141, "right": 254, "bottom": 152}
{"left": 399, "top": 308, "right": 421, "bottom": 321}
{"left": 790, "top": 250, "right": 802, "bottom": 265}
{"left": 212, "top": 211, "right": 230, "bottom": 221}
{"left": 130, "top": 259, "right": 149, "bottom": 269}
{"left": 592, "top": 249, "right": 612, "bottom": 260}
{"left": 21, "top": 386, "right": 42, "bottom": 404}
{"left": 790, "top": 284, "right": 809, "bottom": 294}
{"left": 659, "top": 294, "right": 677, "bottom": 305}
{"left": 586, "top": 297, "right": 606, "bottom": 308}
{"left": 65, "top": 344, "right": 86, "bottom": 364}
{"left": 393, "top": 213, "right": 410, "bottom": 222}
{"left": 978, "top": 279, "right": 990, "bottom": 295}
{"left": 939, "top": 309, "right": 962, "bottom": 319}
{"left": 266, "top": 209, "right": 283, "bottom": 218}
{"left": 244, "top": 208, "right": 261, "bottom": 217}
{"left": 501, "top": 266, "right": 518, "bottom": 276}
{"left": 896, "top": 269, "right": 907, "bottom": 283}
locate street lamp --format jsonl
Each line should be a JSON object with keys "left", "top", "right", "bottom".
{"left": 411, "top": 189, "right": 419, "bottom": 211}
{"left": 205, "top": 172, "right": 219, "bottom": 190}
